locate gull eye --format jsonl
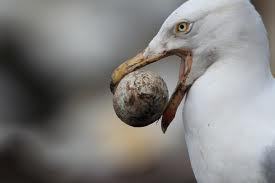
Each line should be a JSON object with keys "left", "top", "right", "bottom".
{"left": 176, "top": 22, "right": 192, "bottom": 34}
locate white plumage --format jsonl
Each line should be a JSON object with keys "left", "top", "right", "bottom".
{"left": 146, "top": 0, "right": 275, "bottom": 182}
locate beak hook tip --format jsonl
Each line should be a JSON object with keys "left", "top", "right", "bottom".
{"left": 110, "top": 81, "right": 116, "bottom": 94}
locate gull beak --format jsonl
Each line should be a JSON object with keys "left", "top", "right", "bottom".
{"left": 110, "top": 49, "right": 192, "bottom": 133}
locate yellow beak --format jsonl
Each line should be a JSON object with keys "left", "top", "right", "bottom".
{"left": 110, "top": 49, "right": 192, "bottom": 133}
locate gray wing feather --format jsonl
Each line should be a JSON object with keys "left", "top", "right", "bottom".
{"left": 263, "top": 145, "right": 275, "bottom": 182}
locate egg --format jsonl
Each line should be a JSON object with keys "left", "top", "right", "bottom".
{"left": 113, "top": 70, "right": 169, "bottom": 127}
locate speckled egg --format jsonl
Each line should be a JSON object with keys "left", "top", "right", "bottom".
{"left": 113, "top": 70, "right": 169, "bottom": 127}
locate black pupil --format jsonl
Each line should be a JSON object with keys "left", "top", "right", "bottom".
{"left": 180, "top": 24, "right": 185, "bottom": 30}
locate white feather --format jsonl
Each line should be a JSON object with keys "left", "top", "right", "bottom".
{"left": 147, "top": 0, "right": 274, "bottom": 182}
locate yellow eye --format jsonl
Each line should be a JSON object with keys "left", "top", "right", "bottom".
{"left": 176, "top": 22, "right": 191, "bottom": 33}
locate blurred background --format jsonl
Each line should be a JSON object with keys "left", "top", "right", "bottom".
{"left": 0, "top": 1, "right": 273, "bottom": 183}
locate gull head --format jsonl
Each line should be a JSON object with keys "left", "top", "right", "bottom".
{"left": 110, "top": 0, "right": 268, "bottom": 132}
{"left": 145, "top": 0, "right": 267, "bottom": 85}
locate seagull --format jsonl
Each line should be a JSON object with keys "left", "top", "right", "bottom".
{"left": 110, "top": 0, "right": 275, "bottom": 182}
